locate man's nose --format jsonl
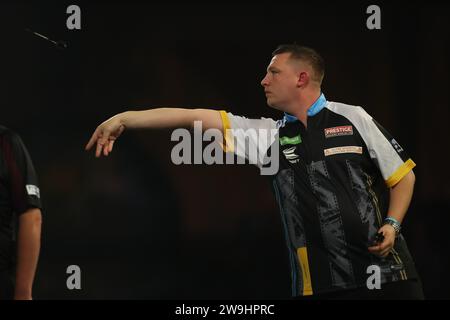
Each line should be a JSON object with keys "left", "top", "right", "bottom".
{"left": 261, "top": 75, "right": 269, "bottom": 87}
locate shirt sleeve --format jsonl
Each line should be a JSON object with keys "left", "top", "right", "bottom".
{"left": 219, "top": 111, "right": 281, "bottom": 167}
{"left": 0, "top": 131, "right": 42, "bottom": 214}
{"left": 368, "top": 117, "right": 416, "bottom": 187}
{"left": 346, "top": 107, "right": 416, "bottom": 187}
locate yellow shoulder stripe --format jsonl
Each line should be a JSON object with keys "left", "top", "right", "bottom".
{"left": 219, "top": 111, "right": 234, "bottom": 153}
{"left": 386, "top": 159, "right": 416, "bottom": 188}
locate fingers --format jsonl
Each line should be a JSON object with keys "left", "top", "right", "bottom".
{"left": 368, "top": 247, "right": 390, "bottom": 257}
{"left": 103, "top": 140, "right": 112, "bottom": 157}
{"left": 94, "top": 135, "right": 116, "bottom": 158}
{"left": 378, "top": 241, "right": 390, "bottom": 252}
{"left": 87, "top": 122, "right": 124, "bottom": 157}
{"left": 95, "top": 139, "right": 104, "bottom": 158}
{"left": 109, "top": 140, "right": 115, "bottom": 153}
{"left": 85, "top": 123, "right": 125, "bottom": 158}
{"left": 368, "top": 245, "right": 381, "bottom": 254}
{"left": 380, "top": 248, "right": 391, "bottom": 257}
{"left": 368, "top": 241, "right": 392, "bottom": 257}
{"left": 102, "top": 139, "right": 116, "bottom": 157}
{"left": 89, "top": 128, "right": 110, "bottom": 157}
{"left": 85, "top": 128, "right": 100, "bottom": 151}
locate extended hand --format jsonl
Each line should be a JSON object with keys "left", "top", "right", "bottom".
{"left": 85, "top": 115, "right": 125, "bottom": 157}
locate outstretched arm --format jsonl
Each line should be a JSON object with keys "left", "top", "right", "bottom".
{"left": 85, "top": 108, "right": 223, "bottom": 157}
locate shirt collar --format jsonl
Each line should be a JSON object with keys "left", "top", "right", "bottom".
{"left": 283, "top": 93, "right": 327, "bottom": 123}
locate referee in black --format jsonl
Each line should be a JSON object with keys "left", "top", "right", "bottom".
{"left": 0, "top": 126, "right": 42, "bottom": 300}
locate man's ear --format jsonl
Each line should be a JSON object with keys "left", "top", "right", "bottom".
{"left": 297, "top": 71, "right": 309, "bottom": 87}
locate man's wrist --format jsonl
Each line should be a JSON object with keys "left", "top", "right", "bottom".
{"left": 117, "top": 112, "right": 128, "bottom": 127}
{"left": 384, "top": 217, "right": 401, "bottom": 236}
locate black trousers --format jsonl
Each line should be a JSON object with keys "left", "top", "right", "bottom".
{"left": 0, "top": 269, "right": 14, "bottom": 300}
{"left": 295, "top": 279, "right": 425, "bottom": 300}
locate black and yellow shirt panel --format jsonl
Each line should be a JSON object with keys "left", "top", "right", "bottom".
{"left": 219, "top": 101, "right": 418, "bottom": 296}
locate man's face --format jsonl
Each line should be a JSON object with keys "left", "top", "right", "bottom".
{"left": 260, "top": 53, "right": 302, "bottom": 111}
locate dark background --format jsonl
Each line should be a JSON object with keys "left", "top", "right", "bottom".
{"left": 0, "top": 1, "right": 449, "bottom": 299}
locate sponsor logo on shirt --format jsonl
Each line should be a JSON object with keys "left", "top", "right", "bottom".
{"left": 390, "top": 139, "right": 404, "bottom": 153}
{"left": 324, "top": 125, "right": 353, "bottom": 138}
{"left": 324, "top": 146, "right": 363, "bottom": 156}
{"left": 26, "top": 184, "right": 40, "bottom": 198}
{"left": 280, "top": 134, "right": 302, "bottom": 146}
{"left": 282, "top": 146, "right": 300, "bottom": 164}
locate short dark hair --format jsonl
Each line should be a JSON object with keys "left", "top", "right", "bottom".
{"left": 272, "top": 44, "right": 325, "bottom": 84}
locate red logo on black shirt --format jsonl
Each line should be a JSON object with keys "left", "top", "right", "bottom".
{"left": 324, "top": 126, "right": 353, "bottom": 138}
